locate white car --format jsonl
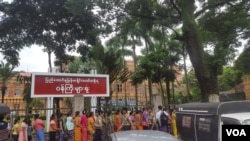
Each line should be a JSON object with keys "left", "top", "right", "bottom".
{"left": 108, "top": 130, "right": 179, "bottom": 141}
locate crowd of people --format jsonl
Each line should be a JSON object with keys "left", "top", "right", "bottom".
{"left": 62, "top": 105, "right": 178, "bottom": 141}
{"left": 7, "top": 105, "right": 178, "bottom": 141}
{"left": 11, "top": 116, "right": 35, "bottom": 141}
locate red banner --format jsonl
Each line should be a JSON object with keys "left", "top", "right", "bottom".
{"left": 31, "top": 73, "right": 109, "bottom": 97}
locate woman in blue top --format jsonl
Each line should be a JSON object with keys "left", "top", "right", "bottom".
{"left": 66, "top": 111, "right": 74, "bottom": 141}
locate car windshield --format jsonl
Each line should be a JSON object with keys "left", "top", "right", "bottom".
{"left": 243, "top": 119, "right": 250, "bottom": 125}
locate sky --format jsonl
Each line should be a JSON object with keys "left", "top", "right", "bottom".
{"left": 0, "top": 45, "right": 56, "bottom": 72}
{"left": 0, "top": 43, "right": 138, "bottom": 73}
{"left": 0, "top": 39, "right": 245, "bottom": 73}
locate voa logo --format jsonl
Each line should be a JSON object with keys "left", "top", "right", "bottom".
{"left": 226, "top": 129, "right": 246, "bottom": 136}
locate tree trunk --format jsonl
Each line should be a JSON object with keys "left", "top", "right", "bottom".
{"left": 132, "top": 37, "right": 138, "bottom": 108}
{"left": 166, "top": 80, "right": 171, "bottom": 110}
{"left": 181, "top": 0, "right": 218, "bottom": 102}
{"left": 1, "top": 86, "right": 6, "bottom": 103}
{"left": 159, "top": 81, "right": 166, "bottom": 106}
{"left": 124, "top": 82, "right": 128, "bottom": 106}
{"left": 183, "top": 44, "right": 191, "bottom": 102}
{"left": 48, "top": 50, "right": 52, "bottom": 72}
{"left": 148, "top": 78, "right": 153, "bottom": 105}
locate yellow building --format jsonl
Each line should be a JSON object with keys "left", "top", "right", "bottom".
{"left": 110, "top": 60, "right": 183, "bottom": 107}
{"left": 1, "top": 60, "right": 183, "bottom": 113}
{"left": 0, "top": 71, "right": 28, "bottom": 115}
{"left": 242, "top": 76, "right": 250, "bottom": 100}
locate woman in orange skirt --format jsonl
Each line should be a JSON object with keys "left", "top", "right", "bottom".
{"left": 87, "top": 112, "right": 95, "bottom": 141}
{"left": 74, "top": 111, "right": 82, "bottom": 141}
{"left": 135, "top": 109, "right": 143, "bottom": 130}
{"left": 114, "top": 109, "right": 122, "bottom": 132}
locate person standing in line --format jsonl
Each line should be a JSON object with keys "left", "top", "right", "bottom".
{"left": 141, "top": 108, "right": 149, "bottom": 130}
{"left": 93, "top": 109, "right": 102, "bottom": 141}
{"left": 12, "top": 118, "right": 21, "bottom": 141}
{"left": 156, "top": 106, "right": 171, "bottom": 133}
{"left": 129, "top": 110, "right": 136, "bottom": 130}
{"left": 100, "top": 110, "right": 107, "bottom": 141}
{"left": 163, "top": 108, "right": 172, "bottom": 133}
{"left": 105, "top": 110, "right": 114, "bottom": 139}
{"left": 170, "top": 109, "right": 178, "bottom": 137}
{"left": 147, "top": 107, "right": 157, "bottom": 130}
{"left": 6, "top": 115, "right": 11, "bottom": 139}
{"left": 19, "top": 117, "right": 28, "bottom": 141}
{"left": 66, "top": 111, "right": 74, "bottom": 141}
{"left": 49, "top": 114, "right": 58, "bottom": 141}
{"left": 74, "top": 111, "right": 82, "bottom": 141}
{"left": 87, "top": 112, "right": 95, "bottom": 141}
{"left": 58, "top": 113, "right": 65, "bottom": 141}
{"left": 33, "top": 114, "right": 44, "bottom": 141}
{"left": 135, "top": 109, "right": 143, "bottom": 130}
{"left": 156, "top": 105, "right": 163, "bottom": 130}
{"left": 26, "top": 118, "right": 33, "bottom": 141}
{"left": 120, "top": 107, "right": 133, "bottom": 131}
{"left": 114, "top": 109, "right": 121, "bottom": 132}
{"left": 81, "top": 110, "right": 88, "bottom": 141}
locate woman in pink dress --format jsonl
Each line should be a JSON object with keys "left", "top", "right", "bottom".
{"left": 19, "top": 117, "right": 28, "bottom": 141}
{"left": 81, "top": 109, "right": 88, "bottom": 141}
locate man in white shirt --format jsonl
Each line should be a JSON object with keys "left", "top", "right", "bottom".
{"left": 155, "top": 105, "right": 171, "bottom": 133}
{"left": 94, "top": 109, "right": 103, "bottom": 141}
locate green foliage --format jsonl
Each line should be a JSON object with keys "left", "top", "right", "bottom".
{"left": 68, "top": 57, "right": 92, "bottom": 73}
{"left": 0, "top": 0, "right": 101, "bottom": 67}
{"left": 198, "top": 1, "right": 248, "bottom": 78}
{"left": 0, "top": 61, "right": 17, "bottom": 82}
{"left": 0, "top": 0, "right": 249, "bottom": 103}
{"left": 234, "top": 46, "right": 250, "bottom": 75}
{"left": 182, "top": 70, "right": 201, "bottom": 102}
{"left": 218, "top": 67, "right": 242, "bottom": 91}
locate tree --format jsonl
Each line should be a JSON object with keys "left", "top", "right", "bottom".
{"left": 183, "top": 70, "right": 201, "bottom": 102}
{"left": 0, "top": 0, "right": 101, "bottom": 69}
{"left": 89, "top": 42, "right": 129, "bottom": 107}
{"left": 105, "top": 36, "right": 133, "bottom": 106}
{"left": 218, "top": 67, "right": 242, "bottom": 91}
{"left": 16, "top": 72, "right": 44, "bottom": 114}
{"left": 97, "top": 0, "right": 250, "bottom": 102}
{"left": 0, "top": 61, "right": 17, "bottom": 103}
{"left": 67, "top": 57, "right": 94, "bottom": 109}
{"left": 234, "top": 46, "right": 250, "bottom": 75}
{"left": 131, "top": 44, "right": 180, "bottom": 106}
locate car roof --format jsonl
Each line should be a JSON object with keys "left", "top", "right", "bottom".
{"left": 109, "top": 130, "right": 179, "bottom": 141}
{"left": 176, "top": 101, "right": 250, "bottom": 115}
{"left": 221, "top": 112, "right": 250, "bottom": 124}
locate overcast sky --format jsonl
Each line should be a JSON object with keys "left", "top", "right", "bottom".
{"left": 0, "top": 42, "right": 244, "bottom": 73}
{"left": 0, "top": 43, "right": 136, "bottom": 73}
{"left": 0, "top": 45, "right": 56, "bottom": 72}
